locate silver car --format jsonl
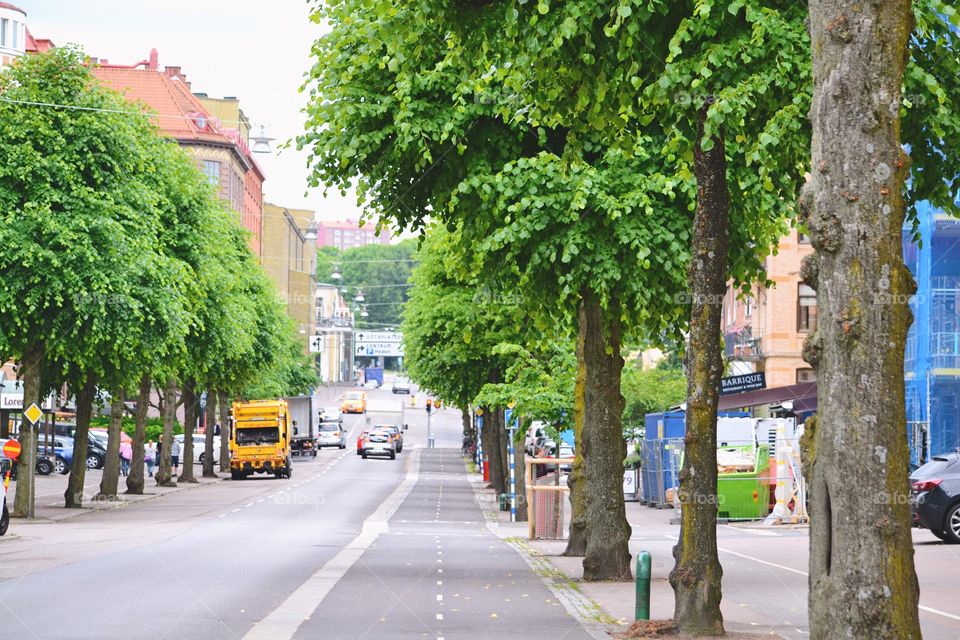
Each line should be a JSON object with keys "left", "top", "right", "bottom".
{"left": 317, "top": 422, "right": 346, "bottom": 449}
{"left": 361, "top": 430, "right": 396, "bottom": 460}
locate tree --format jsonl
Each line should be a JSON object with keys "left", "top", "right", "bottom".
{"left": 333, "top": 240, "right": 418, "bottom": 329}
{"left": 800, "top": 3, "right": 960, "bottom": 637}
{"left": 621, "top": 361, "right": 687, "bottom": 429}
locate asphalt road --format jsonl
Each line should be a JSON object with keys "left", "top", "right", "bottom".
{"left": 0, "top": 386, "right": 595, "bottom": 640}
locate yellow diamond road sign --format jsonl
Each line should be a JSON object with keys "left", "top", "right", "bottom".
{"left": 23, "top": 403, "right": 43, "bottom": 425}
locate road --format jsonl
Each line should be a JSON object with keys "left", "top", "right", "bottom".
{"left": 0, "top": 386, "right": 595, "bottom": 640}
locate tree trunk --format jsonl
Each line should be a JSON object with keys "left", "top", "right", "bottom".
{"left": 126, "top": 374, "right": 151, "bottom": 495}
{"left": 512, "top": 419, "right": 528, "bottom": 522}
{"left": 179, "top": 382, "right": 198, "bottom": 483}
{"left": 218, "top": 390, "right": 230, "bottom": 471}
{"left": 581, "top": 289, "right": 631, "bottom": 582}
{"left": 480, "top": 405, "right": 504, "bottom": 494}
{"left": 97, "top": 390, "right": 125, "bottom": 499}
{"left": 497, "top": 408, "right": 510, "bottom": 498}
{"left": 13, "top": 342, "right": 44, "bottom": 518}
{"left": 155, "top": 379, "right": 177, "bottom": 487}
{"left": 804, "top": 3, "right": 920, "bottom": 637}
{"left": 564, "top": 300, "right": 589, "bottom": 557}
{"left": 65, "top": 372, "right": 97, "bottom": 508}
{"left": 668, "top": 107, "right": 730, "bottom": 636}
{"left": 203, "top": 389, "right": 218, "bottom": 478}
{"left": 461, "top": 407, "right": 474, "bottom": 445}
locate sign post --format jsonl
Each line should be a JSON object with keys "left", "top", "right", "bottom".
{"left": 309, "top": 335, "right": 325, "bottom": 354}
{"left": 505, "top": 407, "right": 518, "bottom": 523}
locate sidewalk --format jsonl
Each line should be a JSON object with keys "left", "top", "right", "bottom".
{"left": 7, "top": 469, "right": 225, "bottom": 524}
{"left": 469, "top": 466, "right": 797, "bottom": 639}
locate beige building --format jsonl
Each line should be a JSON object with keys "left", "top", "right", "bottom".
{"left": 722, "top": 228, "right": 818, "bottom": 388}
{"left": 262, "top": 204, "right": 318, "bottom": 353}
{"left": 314, "top": 284, "right": 355, "bottom": 383}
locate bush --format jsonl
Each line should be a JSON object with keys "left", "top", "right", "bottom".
{"left": 90, "top": 417, "right": 182, "bottom": 443}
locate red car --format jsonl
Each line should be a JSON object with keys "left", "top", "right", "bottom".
{"left": 356, "top": 429, "right": 370, "bottom": 456}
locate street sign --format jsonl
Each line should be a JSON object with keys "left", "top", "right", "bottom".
{"left": 720, "top": 372, "right": 766, "bottom": 396}
{"left": 2, "top": 439, "right": 21, "bottom": 460}
{"left": 309, "top": 335, "right": 325, "bottom": 354}
{"left": 354, "top": 331, "right": 402, "bottom": 343}
{"left": 23, "top": 402, "right": 43, "bottom": 425}
{"left": 355, "top": 342, "right": 404, "bottom": 357}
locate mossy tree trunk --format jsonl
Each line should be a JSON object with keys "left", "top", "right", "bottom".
{"left": 155, "top": 378, "right": 177, "bottom": 487}
{"left": 13, "top": 342, "right": 44, "bottom": 518}
{"left": 98, "top": 390, "right": 125, "bottom": 499}
{"left": 564, "top": 300, "right": 589, "bottom": 557}
{"left": 65, "top": 372, "right": 97, "bottom": 508}
{"left": 804, "top": 2, "right": 920, "bottom": 637}
{"left": 203, "top": 390, "right": 218, "bottom": 478}
{"left": 669, "top": 106, "right": 729, "bottom": 636}
{"left": 179, "top": 382, "right": 198, "bottom": 484}
{"left": 126, "top": 374, "right": 151, "bottom": 495}
{"left": 218, "top": 390, "right": 230, "bottom": 471}
{"left": 581, "top": 289, "right": 631, "bottom": 582}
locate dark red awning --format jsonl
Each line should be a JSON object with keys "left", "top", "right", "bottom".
{"left": 717, "top": 382, "right": 817, "bottom": 413}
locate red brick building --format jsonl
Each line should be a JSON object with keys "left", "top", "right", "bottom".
{"left": 92, "top": 50, "right": 264, "bottom": 255}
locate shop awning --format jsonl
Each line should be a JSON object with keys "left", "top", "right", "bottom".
{"left": 717, "top": 381, "right": 818, "bottom": 413}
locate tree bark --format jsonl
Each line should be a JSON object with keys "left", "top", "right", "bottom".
{"left": 13, "top": 342, "right": 44, "bottom": 518}
{"left": 179, "top": 382, "right": 198, "bottom": 483}
{"left": 460, "top": 407, "right": 474, "bottom": 446}
{"left": 126, "top": 374, "right": 151, "bottom": 495}
{"left": 804, "top": 3, "right": 920, "bottom": 638}
{"left": 218, "top": 390, "right": 231, "bottom": 471}
{"left": 512, "top": 419, "right": 528, "bottom": 522}
{"left": 564, "top": 300, "right": 589, "bottom": 557}
{"left": 581, "top": 289, "right": 631, "bottom": 582}
{"left": 65, "top": 372, "right": 97, "bottom": 508}
{"left": 203, "top": 389, "right": 218, "bottom": 478}
{"left": 97, "top": 390, "right": 124, "bottom": 499}
{"left": 154, "top": 379, "right": 177, "bottom": 487}
{"left": 668, "top": 107, "right": 730, "bottom": 636}
{"left": 480, "top": 404, "right": 504, "bottom": 494}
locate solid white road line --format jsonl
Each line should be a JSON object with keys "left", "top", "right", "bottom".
{"left": 242, "top": 449, "right": 422, "bottom": 640}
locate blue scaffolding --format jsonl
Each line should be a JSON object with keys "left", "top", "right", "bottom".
{"left": 904, "top": 202, "right": 960, "bottom": 463}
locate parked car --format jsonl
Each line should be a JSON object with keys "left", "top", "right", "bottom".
{"left": 317, "top": 422, "right": 346, "bottom": 449}
{"left": 49, "top": 426, "right": 106, "bottom": 469}
{"left": 391, "top": 377, "right": 411, "bottom": 394}
{"left": 361, "top": 430, "right": 397, "bottom": 460}
{"left": 524, "top": 420, "right": 548, "bottom": 455}
{"left": 341, "top": 391, "right": 367, "bottom": 414}
{"left": 174, "top": 433, "right": 221, "bottom": 465}
{"left": 375, "top": 424, "right": 405, "bottom": 453}
{"left": 319, "top": 406, "right": 343, "bottom": 423}
{"left": 911, "top": 450, "right": 960, "bottom": 543}
{"left": 1, "top": 438, "right": 55, "bottom": 477}
{"left": 0, "top": 457, "right": 10, "bottom": 536}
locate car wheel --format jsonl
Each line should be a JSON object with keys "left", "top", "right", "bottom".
{"left": 390, "top": 452, "right": 396, "bottom": 460}
{"left": 35, "top": 458, "right": 54, "bottom": 476}
{"left": 55, "top": 457, "right": 69, "bottom": 475}
{"left": 86, "top": 453, "right": 102, "bottom": 469}
{"left": 199, "top": 453, "right": 205, "bottom": 465}
{"left": 944, "top": 503, "right": 960, "bottom": 544}
{"left": 0, "top": 504, "right": 8, "bottom": 536}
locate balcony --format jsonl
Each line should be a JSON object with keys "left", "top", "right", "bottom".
{"left": 724, "top": 326, "right": 764, "bottom": 362}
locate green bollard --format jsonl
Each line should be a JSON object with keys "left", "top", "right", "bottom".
{"left": 635, "top": 551, "right": 651, "bottom": 621}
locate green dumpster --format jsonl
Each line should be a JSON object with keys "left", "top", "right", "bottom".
{"left": 716, "top": 444, "right": 770, "bottom": 520}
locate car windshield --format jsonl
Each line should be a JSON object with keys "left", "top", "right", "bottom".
{"left": 236, "top": 427, "right": 280, "bottom": 445}
{"left": 322, "top": 406, "right": 339, "bottom": 414}
{"left": 367, "top": 434, "right": 389, "bottom": 443}
{"left": 345, "top": 393, "right": 363, "bottom": 400}
{"left": 320, "top": 424, "right": 340, "bottom": 432}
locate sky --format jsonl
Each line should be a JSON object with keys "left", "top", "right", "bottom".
{"left": 22, "top": 0, "right": 363, "bottom": 223}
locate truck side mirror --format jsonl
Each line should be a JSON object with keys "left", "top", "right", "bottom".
{"left": 293, "top": 426, "right": 299, "bottom": 435}
{"left": 403, "top": 424, "right": 408, "bottom": 431}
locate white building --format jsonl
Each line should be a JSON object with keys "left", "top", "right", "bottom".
{"left": 0, "top": 3, "right": 26, "bottom": 69}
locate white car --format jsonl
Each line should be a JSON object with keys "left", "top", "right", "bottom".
{"left": 317, "top": 423, "right": 346, "bottom": 449}
{"left": 319, "top": 406, "right": 342, "bottom": 423}
{"left": 174, "top": 433, "right": 220, "bottom": 465}
{"left": 391, "top": 377, "right": 412, "bottom": 394}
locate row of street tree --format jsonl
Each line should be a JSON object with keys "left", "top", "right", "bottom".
{"left": 0, "top": 49, "right": 316, "bottom": 517}
{"left": 300, "top": 1, "right": 958, "bottom": 637}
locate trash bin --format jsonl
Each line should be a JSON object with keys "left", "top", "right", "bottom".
{"left": 717, "top": 444, "right": 771, "bottom": 519}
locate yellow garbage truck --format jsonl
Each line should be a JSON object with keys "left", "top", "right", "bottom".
{"left": 229, "top": 400, "right": 293, "bottom": 480}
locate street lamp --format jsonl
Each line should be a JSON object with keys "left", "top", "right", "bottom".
{"left": 354, "top": 290, "right": 365, "bottom": 303}
{"left": 331, "top": 265, "right": 342, "bottom": 280}
{"left": 251, "top": 125, "right": 275, "bottom": 154}
{"left": 304, "top": 220, "right": 319, "bottom": 242}
{"left": 360, "top": 307, "right": 369, "bottom": 318}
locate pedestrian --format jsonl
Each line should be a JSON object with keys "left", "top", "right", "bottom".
{"left": 144, "top": 440, "right": 156, "bottom": 477}
{"left": 119, "top": 441, "right": 132, "bottom": 476}
{"left": 171, "top": 437, "right": 181, "bottom": 475}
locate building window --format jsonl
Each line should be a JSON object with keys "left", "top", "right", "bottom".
{"left": 11, "top": 21, "right": 17, "bottom": 50}
{"left": 1, "top": 19, "right": 8, "bottom": 48}
{"left": 796, "top": 368, "right": 817, "bottom": 383}
{"left": 798, "top": 283, "right": 818, "bottom": 332}
{"left": 202, "top": 160, "right": 220, "bottom": 186}
{"left": 744, "top": 296, "right": 753, "bottom": 317}
{"left": 798, "top": 232, "right": 811, "bottom": 244}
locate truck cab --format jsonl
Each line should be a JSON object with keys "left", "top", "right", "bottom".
{"left": 229, "top": 400, "right": 293, "bottom": 480}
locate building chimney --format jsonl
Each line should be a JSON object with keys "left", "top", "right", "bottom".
{"left": 148, "top": 48, "right": 158, "bottom": 70}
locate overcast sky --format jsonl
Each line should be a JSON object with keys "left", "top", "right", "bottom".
{"left": 23, "top": 0, "right": 363, "bottom": 222}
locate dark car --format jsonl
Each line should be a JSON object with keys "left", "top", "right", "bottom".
{"left": 911, "top": 450, "right": 960, "bottom": 543}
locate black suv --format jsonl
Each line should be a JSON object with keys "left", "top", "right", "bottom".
{"left": 911, "top": 450, "right": 960, "bottom": 543}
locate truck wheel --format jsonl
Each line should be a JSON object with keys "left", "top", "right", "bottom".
{"left": 390, "top": 452, "right": 396, "bottom": 460}
{"left": 362, "top": 452, "right": 368, "bottom": 459}
{"left": 230, "top": 470, "right": 243, "bottom": 480}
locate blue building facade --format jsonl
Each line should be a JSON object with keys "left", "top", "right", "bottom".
{"left": 904, "top": 202, "right": 960, "bottom": 464}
